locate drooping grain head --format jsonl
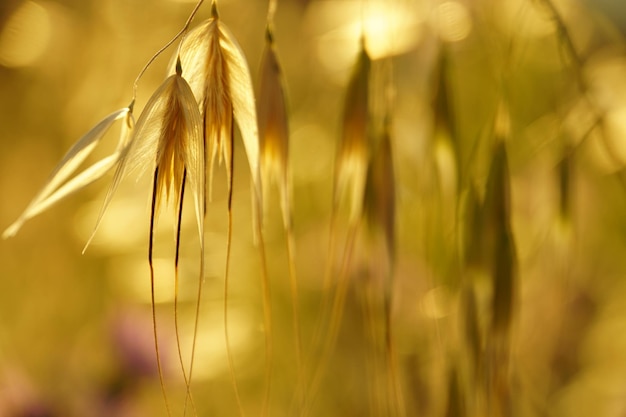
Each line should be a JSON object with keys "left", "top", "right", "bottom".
{"left": 174, "top": 8, "right": 261, "bottom": 206}
{"left": 335, "top": 45, "right": 372, "bottom": 224}
{"left": 258, "top": 27, "right": 290, "bottom": 229}
{"left": 482, "top": 139, "right": 517, "bottom": 341}
{"left": 89, "top": 71, "right": 205, "bottom": 245}
{"left": 432, "top": 46, "right": 462, "bottom": 188}
{"left": 363, "top": 117, "right": 395, "bottom": 259}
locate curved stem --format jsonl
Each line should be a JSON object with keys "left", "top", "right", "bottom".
{"left": 131, "top": 0, "right": 205, "bottom": 101}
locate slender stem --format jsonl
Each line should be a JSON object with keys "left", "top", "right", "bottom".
{"left": 131, "top": 0, "right": 205, "bottom": 101}
{"left": 256, "top": 212, "right": 273, "bottom": 417}
{"left": 303, "top": 223, "right": 359, "bottom": 417}
{"left": 285, "top": 229, "right": 302, "bottom": 399}
{"left": 149, "top": 168, "right": 172, "bottom": 417}
{"left": 293, "top": 208, "right": 336, "bottom": 414}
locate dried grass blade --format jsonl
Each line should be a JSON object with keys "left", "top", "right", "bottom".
{"left": 3, "top": 108, "right": 131, "bottom": 239}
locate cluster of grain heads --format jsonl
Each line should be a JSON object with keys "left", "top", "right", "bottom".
{"left": 172, "top": 1, "right": 270, "bottom": 415}
{"left": 3, "top": 0, "right": 267, "bottom": 414}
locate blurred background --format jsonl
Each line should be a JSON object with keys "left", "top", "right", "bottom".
{"left": 2, "top": 0, "right": 626, "bottom": 416}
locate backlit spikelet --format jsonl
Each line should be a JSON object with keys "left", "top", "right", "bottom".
{"left": 258, "top": 26, "right": 291, "bottom": 229}
{"left": 90, "top": 63, "right": 205, "bottom": 244}
{"left": 3, "top": 107, "right": 134, "bottom": 239}
{"left": 174, "top": 2, "right": 261, "bottom": 205}
{"left": 483, "top": 140, "right": 516, "bottom": 338}
{"left": 335, "top": 44, "right": 372, "bottom": 224}
{"left": 363, "top": 117, "right": 395, "bottom": 257}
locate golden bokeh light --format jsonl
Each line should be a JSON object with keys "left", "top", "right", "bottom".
{"left": 0, "top": 1, "right": 51, "bottom": 68}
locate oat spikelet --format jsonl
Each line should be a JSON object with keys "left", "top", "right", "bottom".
{"left": 483, "top": 140, "right": 516, "bottom": 339}
{"left": 259, "top": 26, "right": 291, "bottom": 230}
{"left": 87, "top": 68, "right": 205, "bottom": 248}
{"left": 3, "top": 108, "right": 133, "bottom": 239}
{"left": 335, "top": 44, "right": 371, "bottom": 224}
{"left": 363, "top": 117, "right": 395, "bottom": 258}
{"left": 175, "top": 3, "right": 261, "bottom": 204}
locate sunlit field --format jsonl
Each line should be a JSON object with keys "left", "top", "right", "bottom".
{"left": 2, "top": 0, "right": 626, "bottom": 416}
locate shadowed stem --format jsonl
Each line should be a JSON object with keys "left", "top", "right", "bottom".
{"left": 149, "top": 168, "right": 172, "bottom": 417}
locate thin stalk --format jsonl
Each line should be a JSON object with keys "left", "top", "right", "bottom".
{"left": 384, "top": 275, "right": 405, "bottom": 417}
{"left": 303, "top": 223, "right": 359, "bottom": 417}
{"left": 131, "top": 0, "right": 205, "bottom": 101}
{"left": 360, "top": 281, "right": 384, "bottom": 417}
{"left": 256, "top": 210, "right": 273, "bottom": 417}
{"left": 293, "top": 210, "right": 338, "bottom": 414}
{"left": 285, "top": 228, "right": 303, "bottom": 403}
